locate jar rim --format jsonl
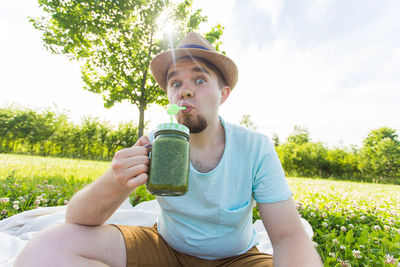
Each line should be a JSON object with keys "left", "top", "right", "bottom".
{"left": 154, "top": 129, "right": 190, "bottom": 140}
{"left": 155, "top": 123, "right": 190, "bottom": 135}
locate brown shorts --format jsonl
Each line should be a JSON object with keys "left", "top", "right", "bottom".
{"left": 112, "top": 224, "right": 273, "bottom": 267}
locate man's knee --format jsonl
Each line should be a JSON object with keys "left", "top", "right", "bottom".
{"left": 14, "top": 223, "right": 94, "bottom": 266}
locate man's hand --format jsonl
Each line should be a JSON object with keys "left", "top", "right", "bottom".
{"left": 65, "top": 136, "right": 152, "bottom": 225}
{"left": 111, "top": 136, "right": 151, "bottom": 189}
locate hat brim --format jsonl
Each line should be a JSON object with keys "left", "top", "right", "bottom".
{"left": 150, "top": 48, "right": 238, "bottom": 91}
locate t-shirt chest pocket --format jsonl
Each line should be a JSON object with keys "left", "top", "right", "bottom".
{"left": 218, "top": 199, "right": 252, "bottom": 231}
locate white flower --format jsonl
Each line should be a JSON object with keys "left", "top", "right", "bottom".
{"left": 352, "top": 249, "right": 362, "bottom": 259}
{"left": 340, "top": 245, "right": 346, "bottom": 250}
{"left": 360, "top": 215, "right": 366, "bottom": 220}
{"left": 339, "top": 259, "right": 351, "bottom": 267}
{"left": 321, "top": 212, "right": 327, "bottom": 218}
{"left": 329, "top": 252, "right": 336, "bottom": 257}
{"left": 13, "top": 204, "right": 19, "bottom": 210}
{"left": 45, "top": 184, "right": 55, "bottom": 190}
{"left": 384, "top": 225, "right": 390, "bottom": 231}
{"left": 341, "top": 226, "right": 347, "bottom": 232}
{"left": 384, "top": 254, "right": 396, "bottom": 264}
{"left": 322, "top": 222, "right": 328, "bottom": 228}
{"left": 333, "top": 239, "right": 339, "bottom": 245}
{"left": 0, "top": 197, "right": 9, "bottom": 204}
{"left": 372, "top": 225, "right": 381, "bottom": 231}
{"left": 348, "top": 224, "right": 354, "bottom": 229}
{"left": 313, "top": 242, "right": 318, "bottom": 247}
{"left": 13, "top": 200, "right": 20, "bottom": 205}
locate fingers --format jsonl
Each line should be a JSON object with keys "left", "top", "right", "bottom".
{"left": 134, "top": 135, "right": 151, "bottom": 147}
{"left": 111, "top": 135, "right": 152, "bottom": 188}
{"left": 112, "top": 155, "right": 149, "bottom": 172}
{"left": 126, "top": 173, "right": 148, "bottom": 188}
{"left": 114, "top": 146, "right": 148, "bottom": 160}
{"left": 112, "top": 162, "right": 149, "bottom": 187}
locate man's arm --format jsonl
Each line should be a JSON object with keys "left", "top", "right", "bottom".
{"left": 258, "top": 197, "right": 323, "bottom": 267}
{"left": 65, "top": 136, "right": 151, "bottom": 226}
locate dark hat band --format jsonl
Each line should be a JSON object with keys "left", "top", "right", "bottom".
{"left": 179, "top": 44, "right": 209, "bottom": 50}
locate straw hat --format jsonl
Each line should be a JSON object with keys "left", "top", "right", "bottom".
{"left": 150, "top": 32, "right": 238, "bottom": 91}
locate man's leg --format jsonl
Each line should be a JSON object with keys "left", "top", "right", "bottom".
{"left": 218, "top": 247, "right": 273, "bottom": 267}
{"left": 14, "top": 223, "right": 126, "bottom": 267}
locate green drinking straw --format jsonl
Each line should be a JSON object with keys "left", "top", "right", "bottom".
{"left": 167, "top": 104, "right": 186, "bottom": 123}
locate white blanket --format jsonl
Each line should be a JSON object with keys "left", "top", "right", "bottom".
{"left": 0, "top": 200, "right": 313, "bottom": 267}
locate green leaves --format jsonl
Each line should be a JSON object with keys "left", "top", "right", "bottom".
{"left": 345, "top": 229, "right": 355, "bottom": 244}
{"left": 31, "top": 0, "right": 224, "bottom": 137}
{"left": 290, "top": 177, "right": 400, "bottom": 266}
{"left": 358, "top": 229, "right": 369, "bottom": 244}
{"left": 0, "top": 105, "right": 140, "bottom": 160}
{"left": 276, "top": 126, "right": 400, "bottom": 184}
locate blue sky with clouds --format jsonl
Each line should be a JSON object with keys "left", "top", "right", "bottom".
{"left": 1, "top": 0, "right": 399, "bottom": 147}
{"left": 213, "top": 0, "right": 400, "bottom": 146}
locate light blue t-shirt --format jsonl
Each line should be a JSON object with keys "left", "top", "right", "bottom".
{"left": 151, "top": 117, "right": 292, "bottom": 260}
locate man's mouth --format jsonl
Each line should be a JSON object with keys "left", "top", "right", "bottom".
{"left": 179, "top": 103, "right": 193, "bottom": 113}
{"left": 181, "top": 107, "right": 192, "bottom": 113}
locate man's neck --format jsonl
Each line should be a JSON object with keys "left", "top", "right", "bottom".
{"left": 189, "top": 117, "right": 226, "bottom": 173}
{"left": 189, "top": 117, "right": 224, "bottom": 150}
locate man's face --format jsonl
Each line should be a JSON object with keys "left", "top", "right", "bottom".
{"left": 166, "top": 58, "right": 228, "bottom": 133}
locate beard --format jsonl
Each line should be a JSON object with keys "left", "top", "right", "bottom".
{"left": 177, "top": 114, "right": 208, "bottom": 133}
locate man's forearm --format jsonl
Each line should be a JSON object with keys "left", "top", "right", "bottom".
{"left": 272, "top": 234, "right": 323, "bottom": 267}
{"left": 65, "top": 169, "right": 133, "bottom": 225}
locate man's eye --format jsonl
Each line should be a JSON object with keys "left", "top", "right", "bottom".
{"left": 171, "top": 81, "right": 182, "bottom": 88}
{"left": 195, "top": 78, "right": 205, "bottom": 84}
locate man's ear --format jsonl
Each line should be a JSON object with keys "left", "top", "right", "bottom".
{"left": 220, "top": 86, "right": 230, "bottom": 105}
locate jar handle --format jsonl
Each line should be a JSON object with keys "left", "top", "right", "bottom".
{"left": 144, "top": 143, "right": 152, "bottom": 159}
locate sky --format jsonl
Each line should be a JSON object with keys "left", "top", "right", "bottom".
{"left": 1, "top": 0, "right": 399, "bottom": 148}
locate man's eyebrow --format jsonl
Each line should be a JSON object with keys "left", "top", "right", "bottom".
{"left": 192, "top": 66, "right": 210, "bottom": 75}
{"left": 166, "top": 66, "right": 210, "bottom": 82}
{"left": 167, "top": 70, "right": 177, "bottom": 82}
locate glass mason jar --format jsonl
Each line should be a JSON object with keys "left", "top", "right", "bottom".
{"left": 147, "top": 123, "right": 190, "bottom": 196}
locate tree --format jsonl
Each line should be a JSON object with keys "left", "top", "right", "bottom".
{"left": 0, "top": 107, "right": 15, "bottom": 151}
{"left": 359, "top": 127, "right": 400, "bottom": 183}
{"left": 272, "top": 133, "right": 280, "bottom": 147}
{"left": 80, "top": 116, "right": 101, "bottom": 159}
{"left": 31, "top": 0, "right": 224, "bottom": 137}
{"left": 287, "top": 125, "right": 310, "bottom": 145}
{"left": 239, "top": 114, "right": 257, "bottom": 130}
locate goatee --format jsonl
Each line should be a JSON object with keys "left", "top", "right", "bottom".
{"left": 178, "top": 115, "right": 207, "bottom": 133}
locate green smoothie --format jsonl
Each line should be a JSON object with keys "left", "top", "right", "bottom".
{"left": 148, "top": 130, "right": 190, "bottom": 196}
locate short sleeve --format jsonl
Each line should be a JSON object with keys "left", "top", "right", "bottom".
{"left": 252, "top": 137, "right": 292, "bottom": 203}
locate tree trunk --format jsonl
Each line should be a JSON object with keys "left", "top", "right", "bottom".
{"left": 138, "top": 103, "right": 145, "bottom": 138}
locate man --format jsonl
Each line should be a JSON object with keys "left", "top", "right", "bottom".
{"left": 15, "top": 32, "right": 322, "bottom": 266}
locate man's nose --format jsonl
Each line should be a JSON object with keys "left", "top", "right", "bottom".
{"left": 180, "top": 88, "right": 194, "bottom": 99}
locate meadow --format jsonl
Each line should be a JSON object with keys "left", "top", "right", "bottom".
{"left": 1, "top": 153, "right": 399, "bottom": 266}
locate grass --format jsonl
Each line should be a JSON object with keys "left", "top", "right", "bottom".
{"left": 1, "top": 153, "right": 399, "bottom": 266}
{"left": 287, "top": 178, "right": 400, "bottom": 266}
{"left": 0, "top": 153, "right": 109, "bottom": 219}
